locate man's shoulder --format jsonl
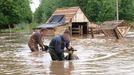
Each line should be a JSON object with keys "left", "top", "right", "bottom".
{"left": 32, "top": 32, "right": 40, "bottom": 36}
{"left": 53, "top": 35, "right": 62, "bottom": 41}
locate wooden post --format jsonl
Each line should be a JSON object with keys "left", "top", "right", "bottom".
{"left": 81, "top": 25, "right": 83, "bottom": 35}
{"left": 69, "top": 26, "right": 72, "bottom": 36}
{"left": 113, "top": 28, "right": 120, "bottom": 39}
{"left": 8, "top": 24, "right": 11, "bottom": 39}
{"left": 90, "top": 28, "right": 94, "bottom": 38}
{"left": 87, "top": 24, "right": 88, "bottom": 35}
{"left": 79, "top": 25, "right": 81, "bottom": 35}
{"left": 116, "top": 0, "right": 119, "bottom": 21}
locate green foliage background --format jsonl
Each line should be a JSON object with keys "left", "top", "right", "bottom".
{"left": 34, "top": 0, "right": 134, "bottom": 23}
{"left": 0, "top": 0, "right": 32, "bottom": 29}
{"left": 0, "top": 0, "right": 134, "bottom": 30}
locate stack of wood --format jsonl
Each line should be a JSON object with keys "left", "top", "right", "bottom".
{"left": 101, "top": 20, "right": 131, "bottom": 39}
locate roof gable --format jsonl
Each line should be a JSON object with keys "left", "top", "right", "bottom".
{"left": 47, "top": 6, "right": 89, "bottom": 23}
{"left": 72, "top": 8, "right": 89, "bottom": 22}
{"left": 52, "top": 7, "right": 79, "bottom": 15}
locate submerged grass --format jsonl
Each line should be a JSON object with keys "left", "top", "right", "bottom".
{"left": 0, "top": 22, "right": 38, "bottom": 33}
{"left": 0, "top": 21, "right": 134, "bottom": 33}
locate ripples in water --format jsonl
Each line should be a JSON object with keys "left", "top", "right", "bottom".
{"left": 0, "top": 32, "right": 134, "bottom": 75}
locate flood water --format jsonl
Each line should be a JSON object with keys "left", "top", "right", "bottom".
{"left": 0, "top": 32, "right": 134, "bottom": 75}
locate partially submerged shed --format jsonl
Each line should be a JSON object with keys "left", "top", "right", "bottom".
{"left": 36, "top": 6, "right": 90, "bottom": 36}
{"left": 101, "top": 20, "right": 131, "bottom": 39}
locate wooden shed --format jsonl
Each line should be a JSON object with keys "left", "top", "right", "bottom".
{"left": 36, "top": 6, "right": 90, "bottom": 36}
{"left": 101, "top": 20, "right": 131, "bottom": 39}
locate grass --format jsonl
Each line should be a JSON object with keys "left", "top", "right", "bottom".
{"left": 0, "top": 22, "right": 39, "bottom": 33}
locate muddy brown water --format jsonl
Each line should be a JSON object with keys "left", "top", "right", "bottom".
{"left": 0, "top": 32, "right": 134, "bottom": 75}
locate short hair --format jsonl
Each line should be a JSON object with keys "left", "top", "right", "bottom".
{"left": 64, "top": 29, "right": 71, "bottom": 35}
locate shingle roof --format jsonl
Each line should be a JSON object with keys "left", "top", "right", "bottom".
{"left": 50, "top": 6, "right": 80, "bottom": 23}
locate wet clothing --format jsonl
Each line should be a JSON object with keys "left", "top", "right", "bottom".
{"left": 28, "top": 32, "right": 44, "bottom": 52}
{"left": 49, "top": 48, "right": 64, "bottom": 61}
{"left": 49, "top": 35, "right": 70, "bottom": 61}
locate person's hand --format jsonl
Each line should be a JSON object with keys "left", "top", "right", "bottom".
{"left": 44, "top": 45, "right": 49, "bottom": 51}
{"left": 67, "top": 46, "right": 77, "bottom": 52}
{"left": 42, "top": 45, "right": 49, "bottom": 51}
{"left": 67, "top": 46, "right": 74, "bottom": 51}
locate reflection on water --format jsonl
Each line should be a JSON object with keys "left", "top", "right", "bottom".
{"left": 50, "top": 61, "right": 74, "bottom": 75}
{"left": 0, "top": 32, "right": 134, "bottom": 75}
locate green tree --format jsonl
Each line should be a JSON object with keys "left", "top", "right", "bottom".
{"left": 34, "top": 0, "right": 134, "bottom": 23}
{"left": 34, "top": 0, "right": 80, "bottom": 23}
{"left": 0, "top": 0, "right": 32, "bottom": 29}
{"left": 34, "top": 0, "right": 60, "bottom": 23}
{"left": 119, "top": 0, "right": 134, "bottom": 21}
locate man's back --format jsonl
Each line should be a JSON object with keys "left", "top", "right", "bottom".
{"left": 28, "top": 31, "right": 44, "bottom": 52}
{"left": 28, "top": 32, "right": 40, "bottom": 46}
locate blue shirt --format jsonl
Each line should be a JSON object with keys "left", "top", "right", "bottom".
{"left": 49, "top": 35, "right": 70, "bottom": 53}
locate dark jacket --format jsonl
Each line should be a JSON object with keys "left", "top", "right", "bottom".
{"left": 49, "top": 35, "right": 70, "bottom": 53}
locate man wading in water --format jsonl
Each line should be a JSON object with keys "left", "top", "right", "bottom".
{"left": 49, "top": 30, "right": 72, "bottom": 61}
{"left": 28, "top": 29, "right": 48, "bottom": 52}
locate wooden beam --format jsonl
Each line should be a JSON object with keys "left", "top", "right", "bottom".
{"left": 90, "top": 28, "right": 94, "bottom": 38}
{"left": 81, "top": 25, "right": 83, "bottom": 35}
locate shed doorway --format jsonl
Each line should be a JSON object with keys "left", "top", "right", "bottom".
{"left": 71, "top": 22, "right": 88, "bottom": 35}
